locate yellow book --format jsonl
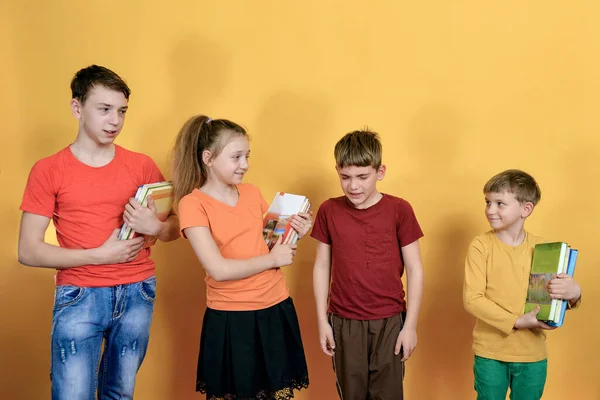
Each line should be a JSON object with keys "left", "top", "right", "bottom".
{"left": 118, "top": 181, "right": 174, "bottom": 247}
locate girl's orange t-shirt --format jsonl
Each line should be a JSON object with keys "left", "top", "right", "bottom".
{"left": 178, "top": 184, "right": 289, "bottom": 311}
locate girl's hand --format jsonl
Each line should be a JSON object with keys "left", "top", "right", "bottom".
{"left": 269, "top": 236, "right": 297, "bottom": 267}
{"left": 290, "top": 211, "right": 313, "bottom": 240}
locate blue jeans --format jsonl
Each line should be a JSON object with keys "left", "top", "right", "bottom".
{"left": 50, "top": 276, "right": 156, "bottom": 400}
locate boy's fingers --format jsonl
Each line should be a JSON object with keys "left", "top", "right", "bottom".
{"left": 401, "top": 350, "right": 410, "bottom": 362}
{"left": 321, "top": 339, "right": 334, "bottom": 356}
{"left": 147, "top": 196, "right": 156, "bottom": 212}
{"left": 394, "top": 340, "right": 402, "bottom": 356}
{"left": 128, "top": 198, "right": 141, "bottom": 209}
{"left": 539, "top": 323, "right": 554, "bottom": 330}
{"left": 130, "top": 237, "right": 145, "bottom": 246}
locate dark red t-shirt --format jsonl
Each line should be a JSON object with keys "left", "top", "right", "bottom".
{"left": 311, "top": 194, "right": 424, "bottom": 320}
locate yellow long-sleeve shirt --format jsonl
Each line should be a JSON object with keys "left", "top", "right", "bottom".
{"left": 463, "top": 230, "right": 548, "bottom": 362}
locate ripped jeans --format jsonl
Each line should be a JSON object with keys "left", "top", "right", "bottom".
{"left": 50, "top": 276, "right": 156, "bottom": 400}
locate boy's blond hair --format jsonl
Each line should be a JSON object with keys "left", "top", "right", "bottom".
{"left": 334, "top": 129, "right": 382, "bottom": 169}
{"left": 484, "top": 169, "right": 541, "bottom": 205}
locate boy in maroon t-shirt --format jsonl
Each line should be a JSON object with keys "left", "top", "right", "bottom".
{"left": 311, "top": 129, "right": 425, "bottom": 400}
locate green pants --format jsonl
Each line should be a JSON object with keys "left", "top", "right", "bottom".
{"left": 473, "top": 356, "right": 547, "bottom": 400}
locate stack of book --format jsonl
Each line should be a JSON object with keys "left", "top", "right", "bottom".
{"left": 118, "top": 181, "right": 174, "bottom": 247}
{"left": 262, "top": 192, "right": 311, "bottom": 250}
{"left": 524, "top": 242, "right": 579, "bottom": 327}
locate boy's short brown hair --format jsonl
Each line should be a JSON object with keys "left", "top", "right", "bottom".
{"left": 334, "top": 129, "right": 382, "bottom": 169}
{"left": 71, "top": 65, "right": 131, "bottom": 105}
{"left": 484, "top": 169, "right": 541, "bottom": 205}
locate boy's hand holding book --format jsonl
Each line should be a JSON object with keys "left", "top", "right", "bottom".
{"left": 524, "top": 242, "right": 579, "bottom": 327}
{"left": 514, "top": 306, "right": 556, "bottom": 330}
{"left": 95, "top": 229, "right": 145, "bottom": 264}
{"left": 548, "top": 274, "right": 582, "bottom": 306}
{"left": 123, "top": 195, "right": 163, "bottom": 236}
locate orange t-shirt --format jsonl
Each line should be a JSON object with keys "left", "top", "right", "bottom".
{"left": 177, "top": 184, "right": 289, "bottom": 311}
{"left": 20, "top": 145, "right": 165, "bottom": 287}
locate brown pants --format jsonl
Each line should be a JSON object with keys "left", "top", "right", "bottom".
{"left": 330, "top": 313, "right": 405, "bottom": 400}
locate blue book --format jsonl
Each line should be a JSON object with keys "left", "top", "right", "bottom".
{"left": 548, "top": 249, "right": 578, "bottom": 328}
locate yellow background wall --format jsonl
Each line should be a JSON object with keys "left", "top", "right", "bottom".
{"left": 2, "top": 1, "right": 599, "bottom": 399}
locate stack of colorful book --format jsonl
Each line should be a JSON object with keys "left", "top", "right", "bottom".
{"left": 524, "top": 242, "right": 579, "bottom": 327}
{"left": 262, "top": 192, "right": 311, "bottom": 250}
{"left": 118, "top": 181, "right": 174, "bottom": 247}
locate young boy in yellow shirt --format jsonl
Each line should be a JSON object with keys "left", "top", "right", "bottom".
{"left": 463, "top": 169, "right": 582, "bottom": 400}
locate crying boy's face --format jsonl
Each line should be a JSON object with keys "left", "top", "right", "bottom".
{"left": 336, "top": 164, "right": 386, "bottom": 209}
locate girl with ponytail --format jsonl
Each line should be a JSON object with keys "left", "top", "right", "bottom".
{"left": 172, "top": 115, "right": 311, "bottom": 399}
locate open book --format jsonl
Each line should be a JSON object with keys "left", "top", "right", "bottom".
{"left": 262, "top": 192, "right": 311, "bottom": 250}
{"left": 118, "top": 181, "right": 174, "bottom": 247}
{"left": 524, "top": 242, "right": 578, "bottom": 327}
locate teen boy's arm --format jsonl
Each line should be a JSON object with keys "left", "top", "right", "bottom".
{"left": 123, "top": 195, "right": 180, "bottom": 242}
{"left": 18, "top": 212, "right": 145, "bottom": 268}
{"left": 310, "top": 201, "right": 336, "bottom": 357}
{"left": 18, "top": 157, "right": 146, "bottom": 269}
{"left": 313, "top": 241, "right": 335, "bottom": 356}
{"left": 155, "top": 212, "right": 180, "bottom": 242}
{"left": 396, "top": 240, "right": 424, "bottom": 361}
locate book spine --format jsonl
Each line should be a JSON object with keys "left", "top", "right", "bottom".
{"left": 550, "top": 243, "right": 569, "bottom": 320}
{"left": 118, "top": 186, "right": 144, "bottom": 240}
{"left": 551, "top": 246, "right": 571, "bottom": 323}
{"left": 549, "top": 249, "right": 579, "bottom": 327}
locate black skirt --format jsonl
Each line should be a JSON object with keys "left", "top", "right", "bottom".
{"left": 197, "top": 297, "right": 309, "bottom": 400}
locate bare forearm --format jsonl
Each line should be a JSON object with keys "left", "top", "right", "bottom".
{"left": 404, "top": 265, "right": 423, "bottom": 330}
{"left": 18, "top": 241, "right": 101, "bottom": 269}
{"left": 211, "top": 254, "right": 276, "bottom": 282}
{"left": 156, "top": 215, "right": 180, "bottom": 242}
{"left": 313, "top": 263, "right": 331, "bottom": 321}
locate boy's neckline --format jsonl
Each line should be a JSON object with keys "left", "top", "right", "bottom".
{"left": 67, "top": 143, "right": 118, "bottom": 169}
{"left": 344, "top": 192, "right": 386, "bottom": 211}
{"left": 493, "top": 229, "right": 528, "bottom": 248}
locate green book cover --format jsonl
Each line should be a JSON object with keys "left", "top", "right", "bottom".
{"left": 524, "top": 242, "right": 567, "bottom": 321}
